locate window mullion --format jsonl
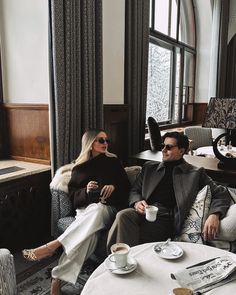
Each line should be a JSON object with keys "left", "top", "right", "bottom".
{"left": 171, "top": 47, "right": 176, "bottom": 123}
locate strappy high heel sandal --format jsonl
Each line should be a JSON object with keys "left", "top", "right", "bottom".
{"left": 22, "top": 243, "right": 54, "bottom": 261}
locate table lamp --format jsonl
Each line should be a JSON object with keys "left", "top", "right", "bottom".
{"left": 203, "top": 97, "right": 236, "bottom": 170}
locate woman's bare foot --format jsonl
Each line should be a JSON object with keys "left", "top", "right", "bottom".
{"left": 51, "top": 278, "right": 61, "bottom": 295}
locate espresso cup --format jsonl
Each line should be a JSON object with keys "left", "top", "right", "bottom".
{"left": 145, "top": 205, "right": 158, "bottom": 222}
{"left": 110, "top": 243, "right": 130, "bottom": 268}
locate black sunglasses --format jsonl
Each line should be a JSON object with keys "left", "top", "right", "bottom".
{"left": 96, "top": 137, "right": 111, "bottom": 144}
{"left": 160, "top": 143, "right": 178, "bottom": 150}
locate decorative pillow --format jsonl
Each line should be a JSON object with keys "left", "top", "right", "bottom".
{"left": 202, "top": 188, "right": 236, "bottom": 252}
{"left": 176, "top": 185, "right": 211, "bottom": 244}
{"left": 50, "top": 163, "right": 74, "bottom": 193}
{"left": 228, "top": 187, "right": 236, "bottom": 204}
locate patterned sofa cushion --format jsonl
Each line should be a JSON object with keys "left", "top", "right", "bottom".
{"left": 176, "top": 185, "right": 211, "bottom": 244}
{"left": 57, "top": 216, "right": 76, "bottom": 235}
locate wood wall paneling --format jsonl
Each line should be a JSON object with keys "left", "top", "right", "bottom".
{"left": 193, "top": 103, "right": 207, "bottom": 125}
{"left": 4, "top": 104, "right": 50, "bottom": 164}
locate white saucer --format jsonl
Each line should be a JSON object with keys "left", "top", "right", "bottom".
{"left": 153, "top": 242, "right": 184, "bottom": 259}
{"left": 105, "top": 255, "right": 137, "bottom": 275}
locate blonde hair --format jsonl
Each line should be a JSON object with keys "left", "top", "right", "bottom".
{"left": 74, "top": 129, "right": 116, "bottom": 166}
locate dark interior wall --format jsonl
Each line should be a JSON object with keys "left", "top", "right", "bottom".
{"left": 104, "top": 104, "right": 129, "bottom": 165}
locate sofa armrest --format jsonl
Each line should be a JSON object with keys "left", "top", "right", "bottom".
{"left": 125, "top": 166, "right": 142, "bottom": 186}
{"left": 51, "top": 188, "right": 73, "bottom": 238}
{"left": 207, "top": 202, "right": 236, "bottom": 253}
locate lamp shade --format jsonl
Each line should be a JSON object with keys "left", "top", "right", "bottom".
{"left": 203, "top": 97, "right": 236, "bottom": 170}
{"left": 203, "top": 97, "right": 236, "bottom": 129}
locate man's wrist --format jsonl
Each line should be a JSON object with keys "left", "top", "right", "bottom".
{"left": 211, "top": 212, "right": 220, "bottom": 219}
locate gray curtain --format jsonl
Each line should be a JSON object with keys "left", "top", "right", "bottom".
{"left": 0, "top": 54, "right": 4, "bottom": 158}
{"left": 124, "top": 0, "right": 150, "bottom": 156}
{"left": 225, "top": 34, "right": 236, "bottom": 97}
{"left": 49, "top": 0, "right": 103, "bottom": 173}
{"left": 216, "top": 0, "right": 229, "bottom": 97}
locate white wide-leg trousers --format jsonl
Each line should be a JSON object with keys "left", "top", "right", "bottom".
{"left": 51, "top": 203, "right": 116, "bottom": 284}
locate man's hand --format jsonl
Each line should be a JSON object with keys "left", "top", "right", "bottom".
{"left": 202, "top": 213, "right": 220, "bottom": 241}
{"left": 134, "top": 200, "right": 148, "bottom": 215}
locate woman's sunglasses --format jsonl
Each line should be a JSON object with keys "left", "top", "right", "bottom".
{"left": 160, "top": 143, "right": 178, "bottom": 150}
{"left": 96, "top": 137, "right": 111, "bottom": 144}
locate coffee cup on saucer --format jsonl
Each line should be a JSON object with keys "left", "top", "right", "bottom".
{"left": 110, "top": 243, "right": 130, "bottom": 268}
{"left": 145, "top": 205, "right": 158, "bottom": 222}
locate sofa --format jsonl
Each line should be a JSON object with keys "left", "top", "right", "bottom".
{"left": 0, "top": 248, "right": 17, "bottom": 295}
{"left": 50, "top": 164, "right": 142, "bottom": 259}
{"left": 50, "top": 163, "right": 236, "bottom": 258}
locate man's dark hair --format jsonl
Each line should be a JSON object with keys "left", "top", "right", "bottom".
{"left": 162, "top": 132, "right": 189, "bottom": 153}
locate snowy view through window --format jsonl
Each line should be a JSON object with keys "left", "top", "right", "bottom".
{"left": 146, "top": 43, "right": 171, "bottom": 123}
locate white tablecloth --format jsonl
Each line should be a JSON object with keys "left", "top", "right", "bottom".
{"left": 196, "top": 146, "right": 236, "bottom": 158}
{"left": 196, "top": 146, "right": 215, "bottom": 157}
{"left": 81, "top": 242, "right": 236, "bottom": 295}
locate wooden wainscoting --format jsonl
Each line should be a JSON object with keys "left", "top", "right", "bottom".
{"left": 193, "top": 103, "right": 207, "bottom": 125}
{"left": 3, "top": 103, "right": 50, "bottom": 164}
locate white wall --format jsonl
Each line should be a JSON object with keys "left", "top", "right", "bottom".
{"left": 103, "top": 0, "right": 125, "bottom": 104}
{"left": 0, "top": 0, "right": 49, "bottom": 103}
{"left": 194, "top": 0, "right": 212, "bottom": 103}
{"left": 0, "top": 0, "right": 232, "bottom": 106}
{"left": 0, "top": 0, "right": 125, "bottom": 105}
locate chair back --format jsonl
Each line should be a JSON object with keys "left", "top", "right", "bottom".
{"left": 147, "top": 117, "right": 162, "bottom": 151}
{"left": 184, "top": 126, "right": 213, "bottom": 150}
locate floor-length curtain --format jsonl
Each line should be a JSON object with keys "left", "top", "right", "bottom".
{"left": 0, "top": 53, "right": 4, "bottom": 158}
{"left": 209, "top": 0, "right": 229, "bottom": 98}
{"left": 216, "top": 0, "right": 229, "bottom": 97}
{"left": 49, "top": 0, "right": 103, "bottom": 173}
{"left": 225, "top": 34, "right": 236, "bottom": 97}
{"left": 124, "top": 0, "right": 150, "bottom": 156}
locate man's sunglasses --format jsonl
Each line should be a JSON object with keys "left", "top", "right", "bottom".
{"left": 160, "top": 143, "right": 178, "bottom": 150}
{"left": 96, "top": 137, "right": 111, "bottom": 144}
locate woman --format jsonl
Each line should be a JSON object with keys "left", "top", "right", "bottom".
{"left": 22, "top": 129, "right": 130, "bottom": 294}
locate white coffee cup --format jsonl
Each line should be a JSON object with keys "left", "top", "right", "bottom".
{"left": 110, "top": 243, "right": 130, "bottom": 268}
{"left": 145, "top": 205, "right": 159, "bottom": 222}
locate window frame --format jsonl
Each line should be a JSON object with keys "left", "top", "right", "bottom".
{"left": 147, "top": 0, "right": 196, "bottom": 129}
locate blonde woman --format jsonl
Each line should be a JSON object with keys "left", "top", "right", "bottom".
{"left": 22, "top": 129, "right": 130, "bottom": 295}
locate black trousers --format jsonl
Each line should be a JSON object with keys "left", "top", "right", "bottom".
{"left": 107, "top": 208, "right": 174, "bottom": 251}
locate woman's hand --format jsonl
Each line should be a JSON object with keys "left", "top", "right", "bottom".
{"left": 202, "top": 213, "right": 220, "bottom": 241}
{"left": 100, "top": 185, "right": 115, "bottom": 203}
{"left": 86, "top": 181, "right": 99, "bottom": 194}
{"left": 134, "top": 200, "right": 148, "bottom": 215}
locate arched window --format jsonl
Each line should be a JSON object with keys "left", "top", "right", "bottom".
{"left": 146, "top": 0, "right": 196, "bottom": 126}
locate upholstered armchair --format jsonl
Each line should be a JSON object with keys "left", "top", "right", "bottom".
{"left": 50, "top": 164, "right": 142, "bottom": 259}
{"left": 184, "top": 126, "right": 213, "bottom": 151}
{"left": 0, "top": 248, "right": 17, "bottom": 295}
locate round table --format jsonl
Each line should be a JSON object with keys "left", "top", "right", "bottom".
{"left": 81, "top": 242, "right": 236, "bottom": 295}
{"left": 195, "top": 145, "right": 236, "bottom": 158}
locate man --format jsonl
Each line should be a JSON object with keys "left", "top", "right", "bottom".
{"left": 107, "top": 132, "right": 231, "bottom": 250}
